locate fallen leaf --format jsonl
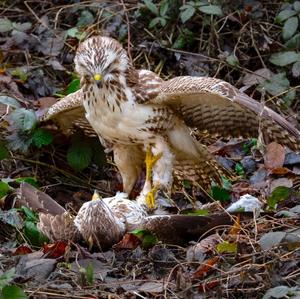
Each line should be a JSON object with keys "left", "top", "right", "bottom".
{"left": 229, "top": 214, "right": 241, "bottom": 236}
{"left": 113, "top": 233, "right": 141, "bottom": 250}
{"left": 264, "top": 142, "right": 285, "bottom": 170}
{"left": 259, "top": 231, "right": 286, "bottom": 250}
{"left": 43, "top": 241, "right": 68, "bottom": 258}
{"left": 186, "top": 234, "right": 220, "bottom": 262}
{"left": 198, "top": 279, "right": 219, "bottom": 292}
{"left": 138, "top": 281, "right": 164, "bottom": 293}
{"left": 192, "top": 256, "right": 219, "bottom": 279}
{"left": 13, "top": 245, "right": 33, "bottom": 256}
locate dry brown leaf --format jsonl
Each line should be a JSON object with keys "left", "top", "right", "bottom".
{"left": 264, "top": 142, "right": 285, "bottom": 170}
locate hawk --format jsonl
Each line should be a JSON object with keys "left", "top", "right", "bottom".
{"left": 42, "top": 36, "right": 300, "bottom": 208}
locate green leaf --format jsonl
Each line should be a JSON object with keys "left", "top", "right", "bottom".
{"left": 282, "top": 16, "right": 298, "bottom": 40}
{"left": 160, "top": 0, "right": 169, "bottom": 17}
{"left": 76, "top": 10, "right": 95, "bottom": 27}
{"left": 8, "top": 108, "right": 37, "bottom": 132}
{"left": 269, "top": 51, "right": 300, "bottom": 66}
{"left": 294, "top": 1, "right": 300, "bottom": 12}
{"left": 0, "top": 19, "right": 13, "bottom": 33}
{"left": 267, "top": 186, "right": 291, "bottom": 210}
{"left": 275, "top": 9, "right": 297, "bottom": 23}
{"left": 285, "top": 32, "right": 300, "bottom": 49}
{"left": 181, "top": 209, "right": 209, "bottom": 216}
{"left": 15, "top": 177, "right": 39, "bottom": 188}
{"left": 0, "top": 285, "right": 28, "bottom": 299}
{"left": 149, "top": 17, "right": 161, "bottom": 28}
{"left": 292, "top": 60, "right": 300, "bottom": 76}
{"left": 210, "top": 185, "right": 230, "bottom": 202}
{"left": 226, "top": 54, "right": 239, "bottom": 66}
{"left": 259, "top": 72, "right": 290, "bottom": 96}
{"left": 131, "top": 229, "right": 157, "bottom": 247}
{"left": 0, "top": 141, "right": 9, "bottom": 161}
{"left": 0, "top": 181, "right": 10, "bottom": 199}
{"left": 159, "top": 17, "right": 167, "bottom": 27}
{"left": 199, "top": 5, "right": 223, "bottom": 16}
{"left": 0, "top": 268, "right": 15, "bottom": 290}
{"left": 235, "top": 163, "right": 245, "bottom": 176}
{"left": 143, "top": 0, "right": 159, "bottom": 15}
{"left": 23, "top": 220, "right": 48, "bottom": 247}
{"left": 180, "top": 5, "right": 195, "bottom": 23}
{"left": 12, "top": 22, "right": 31, "bottom": 32}
{"left": 216, "top": 241, "right": 237, "bottom": 253}
{"left": 19, "top": 206, "right": 39, "bottom": 222}
{"left": 32, "top": 128, "right": 53, "bottom": 148}
{"left": 67, "top": 28, "right": 86, "bottom": 40}
{"left": 11, "top": 68, "right": 28, "bottom": 82}
{"left": 67, "top": 138, "right": 93, "bottom": 171}
{"left": 66, "top": 78, "right": 80, "bottom": 95}
{"left": 0, "top": 96, "right": 21, "bottom": 108}
{"left": 86, "top": 263, "right": 94, "bottom": 286}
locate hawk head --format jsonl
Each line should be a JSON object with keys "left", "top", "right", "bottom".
{"left": 74, "top": 36, "right": 130, "bottom": 88}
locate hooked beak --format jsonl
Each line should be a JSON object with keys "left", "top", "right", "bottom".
{"left": 93, "top": 73, "right": 102, "bottom": 88}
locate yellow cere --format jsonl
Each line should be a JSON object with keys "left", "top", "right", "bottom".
{"left": 94, "top": 73, "right": 102, "bottom": 81}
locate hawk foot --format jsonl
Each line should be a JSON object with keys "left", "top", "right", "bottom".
{"left": 145, "top": 146, "right": 163, "bottom": 182}
{"left": 145, "top": 185, "right": 158, "bottom": 209}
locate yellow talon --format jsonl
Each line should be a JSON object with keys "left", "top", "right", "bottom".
{"left": 144, "top": 145, "right": 162, "bottom": 209}
{"left": 146, "top": 186, "right": 158, "bottom": 209}
{"left": 145, "top": 146, "right": 163, "bottom": 182}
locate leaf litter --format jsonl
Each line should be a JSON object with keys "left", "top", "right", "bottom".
{"left": 0, "top": 1, "right": 300, "bottom": 298}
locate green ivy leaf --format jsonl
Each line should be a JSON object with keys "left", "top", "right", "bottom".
{"left": 269, "top": 51, "right": 300, "bottom": 66}
{"left": 267, "top": 186, "right": 291, "bottom": 210}
{"left": 210, "top": 185, "right": 230, "bottom": 202}
{"left": 76, "top": 10, "right": 95, "bottom": 27}
{"left": 131, "top": 229, "right": 157, "bottom": 247}
{"left": 282, "top": 16, "right": 299, "bottom": 40}
{"left": 23, "top": 220, "right": 48, "bottom": 247}
{"left": 11, "top": 68, "right": 28, "bottom": 81}
{"left": 67, "top": 138, "right": 93, "bottom": 171}
{"left": 0, "top": 285, "right": 28, "bottom": 299}
{"left": 0, "top": 181, "right": 10, "bottom": 199}
{"left": 160, "top": 0, "right": 169, "bottom": 17}
{"left": 180, "top": 5, "right": 195, "bottom": 23}
{"left": 15, "top": 177, "right": 39, "bottom": 188}
{"left": 0, "top": 18, "right": 13, "bottom": 33}
{"left": 0, "top": 141, "right": 9, "bottom": 161}
{"left": 294, "top": 1, "right": 300, "bottom": 12}
{"left": 32, "top": 128, "right": 53, "bottom": 148}
{"left": 143, "top": 0, "right": 159, "bottom": 15}
{"left": 12, "top": 22, "right": 32, "bottom": 32}
{"left": 292, "top": 61, "right": 300, "bottom": 76}
{"left": 216, "top": 241, "right": 237, "bottom": 253}
{"left": 226, "top": 54, "right": 239, "bottom": 66}
{"left": 199, "top": 5, "right": 223, "bottom": 16}
{"left": 0, "top": 96, "right": 21, "bottom": 108}
{"left": 66, "top": 78, "right": 80, "bottom": 95}
{"left": 275, "top": 9, "right": 297, "bottom": 23}
{"left": 8, "top": 108, "right": 37, "bottom": 132}
{"left": 0, "top": 268, "right": 15, "bottom": 290}
{"left": 67, "top": 28, "right": 86, "bottom": 41}
{"left": 285, "top": 32, "right": 300, "bottom": 49}
{"left": 149, "top": 17, "right": 161, "bottom": 28}
{"left": 235, "top": 163, "right": 245, "bottom": 176}
{"left": 19, "top": 206, "right": 39, "bottom": 222}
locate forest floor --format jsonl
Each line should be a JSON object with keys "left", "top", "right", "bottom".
{"left": 0, "top": 1, "right": 300, "bottom": 298}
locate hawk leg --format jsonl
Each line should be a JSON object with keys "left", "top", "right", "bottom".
{"left": 138, "top": 140, "right": 173, "bottom": 209}
{"left": 145, "top": 145, "right": 162, "bottom": 208}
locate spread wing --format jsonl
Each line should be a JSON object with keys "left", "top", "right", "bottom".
{"left": 150, "top": 76, "right": 300, "bottom": 152}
